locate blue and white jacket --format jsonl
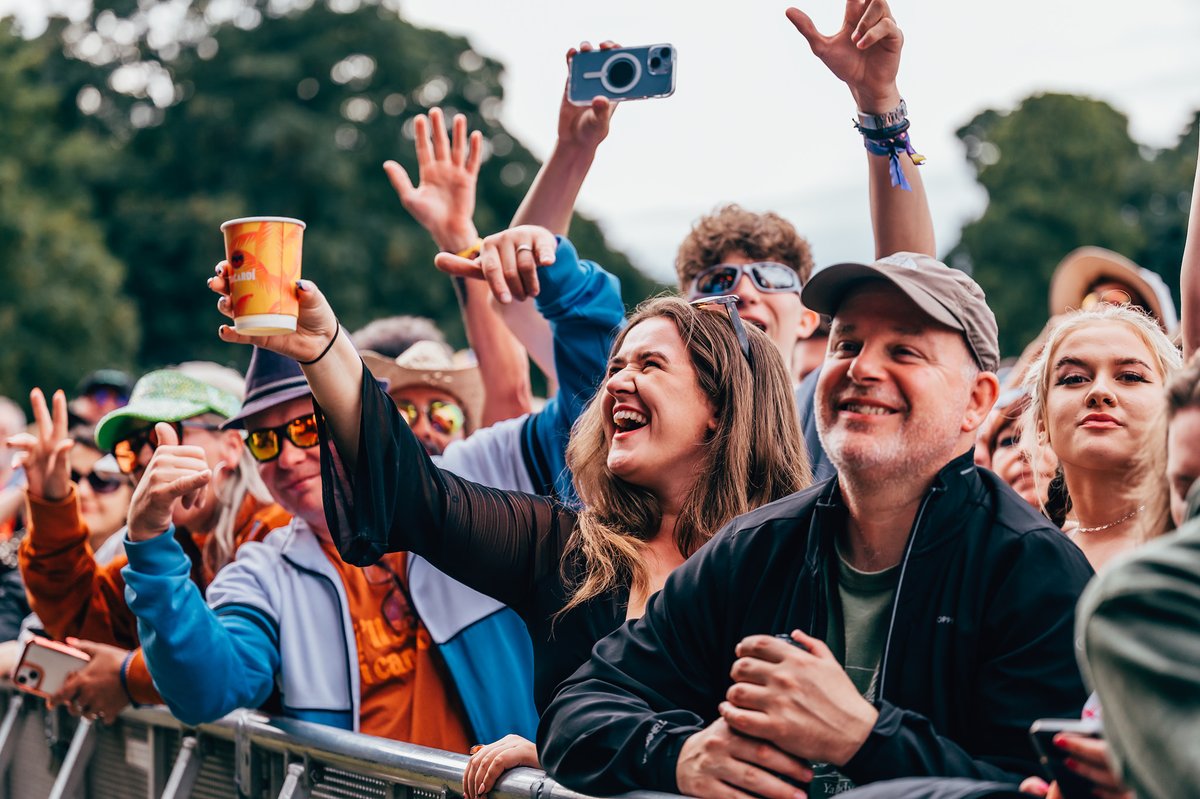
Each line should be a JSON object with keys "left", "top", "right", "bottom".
{"left": 123, "top": 518, "right": 537, "bottom": 741}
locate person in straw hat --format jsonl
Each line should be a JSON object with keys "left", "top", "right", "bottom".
{"left": 360, "top": 341, "right": 484, "bottom": 457}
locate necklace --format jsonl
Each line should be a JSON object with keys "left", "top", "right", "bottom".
{"left": 1075, "top": 505, "right": 1146, "bottom": 534}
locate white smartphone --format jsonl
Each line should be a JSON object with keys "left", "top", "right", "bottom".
{"left": 12, "top": 638, "right": 91, "bottom": 699}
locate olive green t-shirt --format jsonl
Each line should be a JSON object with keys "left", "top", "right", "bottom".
{"left": 809, "top": 544, "right": 900, "bottom": 796}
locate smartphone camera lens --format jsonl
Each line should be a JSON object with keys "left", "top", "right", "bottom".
{"left": 650, "top": 56, "right": 661, "bottom": 69}
{"left": 16, "top": 673, "right": 26, "bottom": 684}
{"left": 605, "top": 57, "right": 637, "bottom": 92}
{"left": 648, "top": 47, "right": 672, "bottom": 75}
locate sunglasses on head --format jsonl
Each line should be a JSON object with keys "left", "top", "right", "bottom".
{"left": 689, "top": 294, "right": 754, "bottom": 366}
{"left": 1080, "top": 287, "right": 1138, "bottom": 312}
{"left": 71, "top": 468, "right": 126, "bottom": 495}
{"left": 396, "top": 399, "right": 465, "bottom": 436}
{"left": 689, "top": 261, "right": 801, "bottom": 299}
{"left": 246, "top": 413, "right": 320, "bottom": 463}
{"left": 113, "top": 420, "right": 223, "bottom": 474}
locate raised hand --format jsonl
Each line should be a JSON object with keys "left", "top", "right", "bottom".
{"left": 463, "top": 735, "right": 539, "bottom": 799}
{"left": 433, "top": 225, "right": 557, "bottom": 304}
{"left": 786, "top": 0, "right": 903, "bottom": 113}
{"left": 125, "top": 422, "right": 211, "bottom": 542}
{"left": 209, "top": 264, "right": 339, "bottom": 363}
{"left": 558, "top": 42, "right": 620, "bottom": 152}
{"left": 7, "top": 387, "right": 73, "bottom": 502}
{"left": 383, "top": 107, "right": 484, "bottom": 252}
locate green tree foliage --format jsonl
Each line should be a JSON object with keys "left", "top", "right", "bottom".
{"left": 48, "top": 0, "right": 657, "bottom": 374}
{"left": 951, "top": 93, "right": 1198, "bottom": 357}
{"left": 0, "top": 22, "right": 139, "bottom": 400}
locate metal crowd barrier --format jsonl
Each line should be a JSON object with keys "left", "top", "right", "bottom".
{"left": 0, "top": 688, "right": 677, "bottom": 799}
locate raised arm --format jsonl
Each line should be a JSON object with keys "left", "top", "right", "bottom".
{"left": 384, "top": 108, "right": 533, "bottom": 424}
{"left": 1181, "top": 129, "right": 1200, "bottom": 359}
{"left": 210, "top": 265, "right": 573, "bottom": 615}
{"left": 13, "top": 388, "right": 138, "bottom": 645}
{"left": 788, "top": 0, "right": 935, "bottom": 257}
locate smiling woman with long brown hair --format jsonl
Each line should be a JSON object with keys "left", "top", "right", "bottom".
{"left": 210, "top": 224, "right": 810, "bottom": 795}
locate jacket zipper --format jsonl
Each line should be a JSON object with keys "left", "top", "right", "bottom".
{"left": 875, "top": 484, "right": 942, "bottom": 700}
{"left": 282, "top": 553, "right": 358, "bottom": 726}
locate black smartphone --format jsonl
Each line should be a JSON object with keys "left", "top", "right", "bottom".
{"left": 567, "top": 44, "right": 676, "bottom": 105}
{"left": 1029, "top": 718, "right": 1102, "bottom": 799}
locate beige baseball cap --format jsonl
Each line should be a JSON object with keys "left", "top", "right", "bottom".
{"left": 802, "top": 252, "right": 1000, "bottom": 373}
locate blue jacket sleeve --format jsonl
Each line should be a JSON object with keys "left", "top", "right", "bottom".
{"left": 122, "top": 528, "right": 278, "bottom": 725}
{"left": 523, "top": 236, "right": 625, "bottom": 506}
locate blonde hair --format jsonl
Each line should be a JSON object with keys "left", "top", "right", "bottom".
{"left": 1022, "top": 304, "right": 1182, "bottom": 540}
{"left": 173, "top": 362, "right": 271, "bottom": 574}
{"left": 561, "top": 296, "right": 810, "bottom": 616}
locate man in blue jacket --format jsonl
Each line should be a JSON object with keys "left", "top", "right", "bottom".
{"left": 121, "top": 348, "right": 535, "bottom": 747}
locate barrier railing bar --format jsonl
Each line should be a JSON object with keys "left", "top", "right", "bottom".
{"left": 4, "top": 690, "right": 683, "bottom": 799}
{"left": 0, "top": 693, "right": 23, "bottom": 783}
{"left": 160, "top": 735, "right": 203, "bottom": 799}
{"left": 48, "top": 717, "right": 97, "bottom": 799}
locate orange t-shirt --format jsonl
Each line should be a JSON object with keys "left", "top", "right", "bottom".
{"left": 318, "top": 541, "right": 472, "bottom": 752}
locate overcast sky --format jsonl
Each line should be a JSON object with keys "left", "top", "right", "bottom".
{"left": 5, "top": 0, "right": 1199, "bottom": 282}
{"left": 398, "top": 0, "right": 1200, "bottom": 282}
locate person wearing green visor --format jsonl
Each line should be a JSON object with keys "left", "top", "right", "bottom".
{"left": 17, "top": 363, "right": 290, "bottom": 723}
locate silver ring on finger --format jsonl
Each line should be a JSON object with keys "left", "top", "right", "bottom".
{"left": 515, "top": 244, "right": 534, "bottom": 254}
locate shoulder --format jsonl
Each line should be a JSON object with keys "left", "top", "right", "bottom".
{"left": 703, "top": 481, "right": 829, "bottom": 556}
{"left": 1084, "top": 521, "right": 1200, "bottom": 611}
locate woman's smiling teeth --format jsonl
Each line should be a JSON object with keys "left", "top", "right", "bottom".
{"left": 613, "top": 409, "right": 649, "bottom": 431}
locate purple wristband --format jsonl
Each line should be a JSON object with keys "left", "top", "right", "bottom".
{"left": 119, "top": 650, "right": 139, "bottom": 707}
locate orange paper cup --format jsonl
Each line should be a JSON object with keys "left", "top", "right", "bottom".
{"left": 220, "top": 216, "right": 306, "bottom": 335}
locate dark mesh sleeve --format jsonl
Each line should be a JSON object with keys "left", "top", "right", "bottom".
{"left": 317, "top": 363, "right": 575, "bottom": 617}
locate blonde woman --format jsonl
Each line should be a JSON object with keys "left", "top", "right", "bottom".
{"left": 1023, "top": 304, "right": 1181, "bottom": 572}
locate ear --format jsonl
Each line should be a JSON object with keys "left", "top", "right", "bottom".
{"left": 796, "top": 306, "right": 821, "bottom": 340}
{"left": 961, "top": 371, "right": 1000, "bottom": 434}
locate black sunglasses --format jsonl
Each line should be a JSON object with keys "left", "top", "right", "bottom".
{"left": 689, "top": 261, "right": 801, "bottom": 299}
{"left": 690, "top": 294, "right": 753, "bottom": 366}
{"left": 71, "top": 468, "right": 126, "bottom": 495}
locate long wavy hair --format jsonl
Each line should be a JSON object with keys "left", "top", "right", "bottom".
{"left": 1021, "top": 304, "right": 1181, "bottom": 541}
{"left": 561, "top": 296, "right": 810, "bottom": 615}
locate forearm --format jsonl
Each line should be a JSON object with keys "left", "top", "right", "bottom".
{"left": 123, "top": 533, "right": 275, "bottom": 724}
{"left": 1181, "top": 134, "right": 1200, "bottom": 358}
{"left": 512, "top": 142, "right": 598, "bottom": 235}
{"left": 300, "top": 329, "right": 365, "bottom": 465}
{"left": 494, "top": 299, "right": 558, "bottom": 390}
{"left": 840, "top": 702, "right": 1027, "bottom": 786}
{"left": 460, "top": 278, "right": 535, "bottom": 425}
{"left": 858, "top": 89, "right": 935, "bottom": 259}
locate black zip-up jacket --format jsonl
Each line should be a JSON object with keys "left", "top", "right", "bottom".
{"left": 538, "top": 452, "right": 1094, "bottom": 794}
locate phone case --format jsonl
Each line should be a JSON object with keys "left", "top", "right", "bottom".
{"left": 1029, "top": 719, "right": 1102, "bottom": 799}
{"left": 12, "top": 638, "right": 91, "bottom": 699}
{"left": 568, "top": 44, "right": 676, "bottom": 106}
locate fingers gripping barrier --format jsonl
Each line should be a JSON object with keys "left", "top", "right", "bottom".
{"left": 0, "top": 688, "right": 680, "bottom": 799}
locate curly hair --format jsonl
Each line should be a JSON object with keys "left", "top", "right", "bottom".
{"left": 674, "top": 204, "right": 814, "bottom": 291}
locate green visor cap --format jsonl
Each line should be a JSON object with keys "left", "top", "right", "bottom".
{"left": 94, "top": 370, "right": 242, "bottom": 453}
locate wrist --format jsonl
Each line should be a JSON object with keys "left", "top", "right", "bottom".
{"left": 434, "top": 224, "right": 480, "bottom": 255}
{"left": 550, "top": 138, "right": 600, "bottom": 166}
{"left": 831, "top": 701, "right": 879, "bottom": 767}
{"left": 127, "top": 519, "right": 170, "bottom": 542}
{"left": 851, "top": 87, "right": 903, "bottom": 117}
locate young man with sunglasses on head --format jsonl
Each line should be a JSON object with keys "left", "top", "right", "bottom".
{"left": 118, "top": 348, "right": 533, "bottom": 748}
{"left": 15, "top": 366, "right": 289, "bottom": 723}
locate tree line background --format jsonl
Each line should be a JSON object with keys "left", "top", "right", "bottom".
{"left": 0, "top": 0, "right": 1196, "bottom": 400}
